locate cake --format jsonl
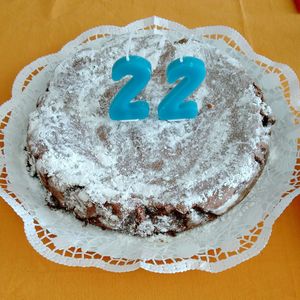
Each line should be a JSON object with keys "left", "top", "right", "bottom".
{"left": 26, "top": 33, "right": 275, "bottom": 237}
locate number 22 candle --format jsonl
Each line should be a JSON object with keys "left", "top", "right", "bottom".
{"left": 109, "top": 55, "right": 206, "bottom": 121}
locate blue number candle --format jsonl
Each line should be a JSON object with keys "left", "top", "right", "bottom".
{"left": 158, "top": 56, "right": 206, "bottom": 120}
{"left": 109, "top": 55, "right": 151, "bottom": 121}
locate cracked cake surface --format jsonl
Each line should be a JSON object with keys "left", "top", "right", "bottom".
{"left": 26, "top": 34, "right": 275, "bottom": 236}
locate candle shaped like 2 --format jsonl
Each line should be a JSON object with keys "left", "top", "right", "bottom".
{"left": 158, "top": 56, "right": 206, "bottom": 120}
{"left": 109, "top": 56, "right": 151, "bottom": 121}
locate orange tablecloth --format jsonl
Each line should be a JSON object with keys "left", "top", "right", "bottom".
{"left": 0, "top": 1, "right": 299, "bottom": 299}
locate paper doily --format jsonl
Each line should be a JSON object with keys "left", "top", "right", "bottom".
{"left": 0, "top": 16, "right": 299, "bottom": 273}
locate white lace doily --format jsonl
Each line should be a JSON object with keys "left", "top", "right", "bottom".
{"left": 1, "top": 16, "right": 299, "bottom": 273}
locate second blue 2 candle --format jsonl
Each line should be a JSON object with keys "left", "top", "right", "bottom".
{"left": 158, "top": 56, "right": 206, "bottom": 120}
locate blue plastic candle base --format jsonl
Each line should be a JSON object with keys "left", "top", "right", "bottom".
{"left": 158, "top": 101, "right": 198, "bottom": 121}
{"left": 109, "top": 101, "right": 149, "bottom": 121}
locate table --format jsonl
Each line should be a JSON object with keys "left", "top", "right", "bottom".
{"left": 0, "top": 1, "right": 299, "bottom": 299}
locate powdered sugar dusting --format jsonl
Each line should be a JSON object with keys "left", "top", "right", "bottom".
{"left": 27, "top": 33, "right": 273, "bottom": 235}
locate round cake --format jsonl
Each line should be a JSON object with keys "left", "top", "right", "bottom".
{"left": 26, "top": 33, "right": 275, "bottom": 237}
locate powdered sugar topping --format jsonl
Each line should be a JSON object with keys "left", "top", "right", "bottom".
{"left": 27, "top": 33, "right": 272, "bottom": 216}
